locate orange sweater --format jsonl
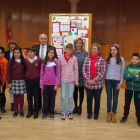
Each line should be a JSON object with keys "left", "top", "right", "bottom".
{"left": 0, "top": 56, "right": 8, "bottom": 85}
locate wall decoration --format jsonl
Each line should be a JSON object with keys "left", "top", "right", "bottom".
{"left": 49, "top": 14, "right": 92, "bottom": 53}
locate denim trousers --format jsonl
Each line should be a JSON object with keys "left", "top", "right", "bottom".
{"left": 105, "top": 79, "right": 120, "bottom": 113}
{"left": 86, "top": 87, "right": 103, "bottom": 115}
{"left": 61, "top": 82, "right": 75, "bottom": 114}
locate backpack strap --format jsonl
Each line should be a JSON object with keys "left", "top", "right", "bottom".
{"left": 43, "top": 64, "right": 45, "bottom": 74}
{"left": 53, "top": 65, "right": 56, "bottom": 76}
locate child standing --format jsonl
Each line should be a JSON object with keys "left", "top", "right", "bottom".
{"left": 0, "top": 65, "right": 3, "bottom": 119}
{"left": 105, "top": 44, "right": 125, "bottom": 123}
{"left": 40, "top": 47, "right": 60, "bottom": 119}
{"left": 58, "top": 43, "right": 79, "bottom": 120}
{"left": 4, "top": 39, "right": 24, "bottom": 111}
{"left": 7, "top": 47, "right": 26, "bottom": 118}
{"left": 0, "top": 47, "right": 8, "bottom": 115}
{"left": 120, "top": 53, "right": 140, "bottom": 127}
{"left": 24, "top": 46, "right": 42, "bottom": 119}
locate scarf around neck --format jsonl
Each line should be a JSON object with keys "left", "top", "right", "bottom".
{"left": 89, "top": 53, "right": 99, "bottom": 78}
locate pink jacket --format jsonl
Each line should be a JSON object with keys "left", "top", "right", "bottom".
{"left": 58, "top": 55, "right": 79, "bottom": 84}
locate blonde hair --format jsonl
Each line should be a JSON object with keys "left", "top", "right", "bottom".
{"left": 74, "top": 38, "right": 84, "bottom": 51}
{"left": 90, "top": 43, "right": 101, "bottom": 56}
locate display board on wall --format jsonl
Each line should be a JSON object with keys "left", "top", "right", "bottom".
{"left": 49, "top": 13, "right": 92, "bottom": 55}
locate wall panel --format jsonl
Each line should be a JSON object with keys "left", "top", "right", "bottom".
{"left": 78, "top": 0, "right": 140, "bottom": 59}
{"left": 0, "top": 0, "right": 71, "bottom": 50}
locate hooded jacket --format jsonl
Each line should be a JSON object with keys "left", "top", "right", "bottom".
{"left": 124, "top": 63, "right": 140, "bottom": 91}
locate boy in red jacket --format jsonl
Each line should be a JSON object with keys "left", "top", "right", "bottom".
{"left": 0, "top": 47, "right": 8, "bottom": 115}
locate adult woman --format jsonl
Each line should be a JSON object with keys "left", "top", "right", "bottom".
{"left": 82, "top": 43, "right": 106, "bottom": 119}
{"left": 72, "top": 38, "right": 88, "bottom": 115}
{"left": 4, "top": 39, "right": 18, "bottom": 112}
{"left": 105, "top": 44, "right": 125, "bottom": 123}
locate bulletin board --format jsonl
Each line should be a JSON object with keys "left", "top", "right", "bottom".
{"left": 49, "top": 13, "right": 92, "bottom": 55}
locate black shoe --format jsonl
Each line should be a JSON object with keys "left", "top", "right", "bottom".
{"left": 26, "top": 111, "right": 33, "bottom": 118}
{"left": 0, "top": 116, "right": 1, "bottom": 119}
{"left": 137, "top": 120, "right": 140, "bottom": 127}
{"left": 11, "top": 103, "right": 15, "bottom": 112}
{"left": 120, "top": 116, "right": 127, "bottom": 123}
{"left": 1, "top": 107, "right": 7, "bottom": 115}
{"left": 33, "top": 112, "right": 38, "bottom": 119}
{"left": 94, "top": 114, "right": 98, "bottom": 120}
{"left": 13, "top": 110, "right": 18, "bottom": 118}
{"left": 77, "top": 107, "right": 82, "bottom": 115}
{"left": 87, "top": 114, "right": 92, "bottom": 119}
{"left": 20, "top": 110, "right": 24, "bottom": 118}
{"left": 73, "top": 107, "right": 78, "bottom": 114}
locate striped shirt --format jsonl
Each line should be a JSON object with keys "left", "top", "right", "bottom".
{"left": 82, "top": 56, "right": 106, "bottom": 89}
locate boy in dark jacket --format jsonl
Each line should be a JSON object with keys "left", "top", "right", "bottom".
{"left": 120, "top": 53, "right": 140, "bottom": 126}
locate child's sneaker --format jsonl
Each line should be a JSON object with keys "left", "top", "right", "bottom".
{"left": 20, "top": 110, "right": 24, "bottom": 118}
{"left": 1, "top": 107, "right": 7, "bottom": 115}
{"left": 68, "top": 113, "right": 73, "bottom": 119}
{"left": 50, "top": 114, "right": 54, "bottom": 120}
{"left": 42, "top": 113, "right": 47, "bottom": 119}
{"left": 13, "top": 110, "right": 18, "bottom": 118}
{"left": 61, "top": 114, "right": 65, "bottom": 120}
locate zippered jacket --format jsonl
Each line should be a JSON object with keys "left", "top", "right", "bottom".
{"left": 124, "top": 63, "right": 140, "bottom": 91}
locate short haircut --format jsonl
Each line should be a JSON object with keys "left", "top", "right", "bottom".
{"left": 39, "top": 34, "right": 47, "bottom": 39}
{"left": 27, "top": 46, "right": 36, "bottom": 52}
{"left": 8, "top": 39, "right": 17, "bottom": 49}
{"left": 0, "top": 46, "right": 5, "bottom": 53}
{"left": 65, "top": 43, "right": 73, "bottom": 49}
{"left": 131, "top": 53, "right": 140, "bottom": 59}
{"left": 90, "top": 43, "right": 101, "bottom": 56}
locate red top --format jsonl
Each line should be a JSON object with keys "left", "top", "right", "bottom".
{"left": 64, "top": 52, "right": 73, "bottom": 63}
{"left": 24, "top": 57, "right": 42, "bottom": 80}
{"left": 7, "top": 61, "right": 25, "bottom": 84}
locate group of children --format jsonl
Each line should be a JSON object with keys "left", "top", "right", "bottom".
{"left": 0, "top": 40, "right": 140, "bottom": 127}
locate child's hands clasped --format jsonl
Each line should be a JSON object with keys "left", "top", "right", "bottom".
{"left": 54, "top": 86, "right": 58, "bottom": 90}
{"left": 136, "top": 75, "right": 139, "bottom": 77}
{"left": 8, "top": 84, "right": 12, "bottom": 89}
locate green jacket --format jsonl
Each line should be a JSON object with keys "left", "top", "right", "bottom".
{"left": 124, "top": 63, "right": 140, "bottom": 91}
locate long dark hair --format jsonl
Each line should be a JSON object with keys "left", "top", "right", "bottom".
{"left": 106, "top": 44, "right": 121, "bottom": 64}
{"left": 43, "top": 47, "right": 57, "bottom": 65}
{"left": 10, "top": 47, "right": 24, "bottom": 65}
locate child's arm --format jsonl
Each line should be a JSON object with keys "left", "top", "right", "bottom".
{"left": 58, "top": 57, "right": 61, "bottom": 84}
{"left": 74, "top": 57, "right": 79, "bottom": 86}
{"left": 40, "top": 63, "right": 44, "bottom": 89}
{"left": 54, "top": 61, "right": 60, "bottom": 90}
{"left": 123, "top": 66, "right": 135, "bottom": 80}
{"left": 6, "top": 61, "right": 12, "bottom": 86}
{"left": 132, "top": 74, "right": 140, "bottom": 83}
{"left": 0, "top": 85, "right": 2, "bottom": 94}
{"left": 120, "top": 57, "right": 125, "bottom": 84}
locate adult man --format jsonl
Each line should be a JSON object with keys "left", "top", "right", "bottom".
{"left": 33, "top": 33, "right": 57, "bottom": 110}
{"left": 34, "top": 33, "right": 57, "bottom": 60}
